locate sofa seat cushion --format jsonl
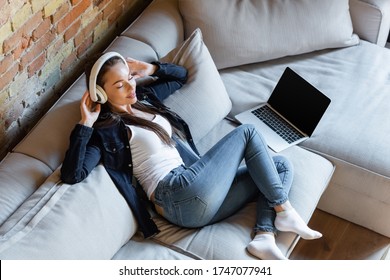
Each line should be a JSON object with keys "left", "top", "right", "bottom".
{"left": 222, "top": 40, "right": 390, "bottom": 236}
{"left": 0, "top": 153, "right": 52, "bottom": 225}
{"left": 224, "top": 40, "right": 390, "bottom": 179}
{"left": 112, "top": 232, "right": 194, "bottom": 260}
{"left": 0, "top": 165, "right": 137, "bottom": 259}
{"left": 146, "top": 119, "right": 334, "bottom": 259}
{"left": 179, "top": 0, "right": 359, "bottom": 69}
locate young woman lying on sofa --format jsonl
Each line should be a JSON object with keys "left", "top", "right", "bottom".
{"left": 60, "top": 52, "right": 322, "bottom": 260}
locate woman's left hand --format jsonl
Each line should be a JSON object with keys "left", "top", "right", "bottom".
{"left": 126, "top": 57, "right": 158, "bottom": 79}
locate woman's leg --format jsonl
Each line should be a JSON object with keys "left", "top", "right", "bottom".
{"left": 155, "top": 124, "right": 320, "bottom": 237}
{"left": 247, "top": 155, "right": 293, "bottom": 260}
{"left": 208, "top": 155, "right": 292, "bottom": 227}
{"left": 154, "top": 124, "right": 287, "bottom": 228}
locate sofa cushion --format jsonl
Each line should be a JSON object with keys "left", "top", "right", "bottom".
{"left": 160, "top": 28, "right": 232, "bottom": 143}
{"left": 0, "top": 153, "right": 52, "bottom": 225}
{"left": 121, "top": 0, "right": 184, "bottom": 59}
{"left": 179, "top": 0, "right": 359, "bottom": 69}
{"left": 219, "top": 40, "right": 390, "bottom": 237}
{"left": 0, "top": 165, "right": 137, "bottom": 259}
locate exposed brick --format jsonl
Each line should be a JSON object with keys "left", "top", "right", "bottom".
{"left": 80, "top": 4, "right": 99, "bottom": 28}
{"left": 93, "top": 20, "right": 108, "bottom": 42}
{"left": 0, "top": 0, "right": 8, "bottom": 9}
{"left": 95, "top": 0, "right": 109, "bottom": 9}
{"left": 77, "top": 34, "right": 93, "bottom": 57}
{"left": 64, "top": 19, "right": 81, "bottom": 42}
{"left": 28, "top": 53, "right": 46, "bottom": 77}
{"left": 61, "top": 52, "right": 77, "bottom": 70}
{"left": 12, "top": 3, "right": 33, "bottom": 31}
{"left": 0, "top": 0, "right": 151, "bottom": 161}
{"left": 0, "top": 63, "right": 18, "bottom": 91}
{"left": 20, "top": 30, "right": 55, "bottom": 69}
{"left": 71, "top": 0, "right": 83, "bottom": 5}
{"left": 57, "top": 0, "right": 91, "bottom": 34}
{"left": 12, "top": 41, "right": 25, "bottom": 60}
{"left": 47, "top": 37, "right": 64, "bottom": 58}
{"left": 0, "top": 3, "right": 11, "bottom": 26}
{"left": 0, "top": 53, "right": 14, "bottom": 73}
{"left": 33, "top": 17, "right": 52, "bottom": 41}
{"left": 51, "top": 2, "right": 70, "bottom": 23}
{"left": 44, "top": 0, "right": 67, "bottom": 18}
{"left": 4, "top": 99, "right": 24, "bottom": 130}
{"left": 105, "top": 1, "right": 124, "bottom": 24}
{"left": 3, "top": 11, "right": 42, "bottom": 54}
{"left": 0, "top": 22, "right": 13, "bottom": 53}
{"left": 0, "top": 90, "right": 10, "bottom": 112}
{"left": 75, "top": 13, "right": 101, "bottom": 47}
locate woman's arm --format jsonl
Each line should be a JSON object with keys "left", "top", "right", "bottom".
{"left": 127, "top": 58, "right": 188, "bottom": 101}
{"left": 147, "top": 61, "right": 188, "bottom": 101}
{"left": 60, "top": 91, "right": 102, "bottom": 184}
{"left": 60, "top": 125, "right": 101, "bottom": 184}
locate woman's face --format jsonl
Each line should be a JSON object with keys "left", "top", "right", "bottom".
{"left": 102, "top": 61, "right": 137, "bottom": 109}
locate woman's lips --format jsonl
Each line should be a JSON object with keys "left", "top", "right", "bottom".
{"left": 127, "top": 92, "right": 136, "bottom": 99}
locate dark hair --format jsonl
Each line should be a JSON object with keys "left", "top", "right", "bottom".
{"left": 85, "top": 53, "right": 174, "bottom": 146}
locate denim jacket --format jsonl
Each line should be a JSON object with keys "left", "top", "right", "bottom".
{"left": 61, "top": 62, "right": 199, "bottom": 238}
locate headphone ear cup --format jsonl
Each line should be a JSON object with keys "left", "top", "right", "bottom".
{"left": 95, "top": 85, "right": 108, "bottom": 104}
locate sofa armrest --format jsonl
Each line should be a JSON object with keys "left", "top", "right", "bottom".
{"left": 350, "top": 0, "right": 390, "bottom": 47}
{"left": 121, "top": 0, "right": 184, "bottom": 59}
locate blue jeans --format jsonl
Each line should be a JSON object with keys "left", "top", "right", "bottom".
{"left": 153, "top": 124, "right": 294, "bottom": 233}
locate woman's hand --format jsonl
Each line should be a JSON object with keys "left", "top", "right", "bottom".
{"left": 79, "top": 91, "right": 101, "bottom": 127}
{"left": 126, "top": 57, "right": 158, "bottom": 79}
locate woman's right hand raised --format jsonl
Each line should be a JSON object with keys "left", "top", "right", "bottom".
{"left": 79, "top": 90, "right": 101, "bottom": 127}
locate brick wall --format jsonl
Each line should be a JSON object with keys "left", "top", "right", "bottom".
{"left": 0, "top": 0, "right": 151, "bottom": 161}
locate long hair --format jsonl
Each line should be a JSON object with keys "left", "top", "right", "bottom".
{"left": 85, "top": 53, "right": 174, "bottom": 146}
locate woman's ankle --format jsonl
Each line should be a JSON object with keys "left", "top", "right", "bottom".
{"left": 274, "top": 200, "right": 292, "bottom": 213}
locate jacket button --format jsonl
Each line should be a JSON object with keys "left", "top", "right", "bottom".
{"left": 128, "top": 164, "right": 132, "bottom": 167}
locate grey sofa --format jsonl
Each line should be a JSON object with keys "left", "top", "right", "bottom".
{"left": 0, "top": 0, "right": 389, "bottom": 260}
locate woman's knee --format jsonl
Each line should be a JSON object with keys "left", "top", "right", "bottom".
{"left": 238, "top": 124, "right": 258, "bottom": 139}
{"left": 272, "top": 155, "right": 294, "bottom": 185}
{"left": 272, "top": 155, "right": 293, "bottom": 172}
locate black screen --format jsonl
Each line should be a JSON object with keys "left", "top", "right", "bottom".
{"left": 268, "top": 67, "right": 331, "bottom": 136}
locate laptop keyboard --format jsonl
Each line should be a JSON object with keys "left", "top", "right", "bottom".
{"left": 251, "top": 106, "right": 305, "bottom": 144}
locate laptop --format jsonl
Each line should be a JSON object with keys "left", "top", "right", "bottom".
{"left": 235, "top": 67, "right": 331, "bottom": 152}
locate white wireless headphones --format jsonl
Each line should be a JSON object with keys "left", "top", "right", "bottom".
{"left": 89, "top": 51, "right": 129, "bottom": 104}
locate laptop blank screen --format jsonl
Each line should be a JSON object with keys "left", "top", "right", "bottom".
{"left": 268, "top": 67, "right": 331, "bottom": 136}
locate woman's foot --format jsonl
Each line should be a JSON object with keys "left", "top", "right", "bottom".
{"left": 247, "top": 233, "right": 287, "bottom": 260}
{"left": 274, "top": 207, "right": 322, "bottom": 240}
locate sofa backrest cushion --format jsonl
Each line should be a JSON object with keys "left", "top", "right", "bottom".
{"left": 0, "top": 165, "right": 137, "bottom": 259}
{"left": 161, "top": 28, "right": 232, "bottom": 144}
{"left": 179, "top": 0, "right": 359, "bottom": 69}
{"left": 122, "top": 0, "right": 184, "bottom": 59}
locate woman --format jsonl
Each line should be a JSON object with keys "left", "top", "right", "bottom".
{"left": 61, "top": 52, "right": 322, "bottom": 260}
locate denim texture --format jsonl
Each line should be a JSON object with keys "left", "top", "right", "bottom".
{"left": 154, "top": 124, "right": 293, "bottom": 233}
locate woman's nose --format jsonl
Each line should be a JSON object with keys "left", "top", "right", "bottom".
{"left": 125, "top": 80, "right": 135, "bottom": 90}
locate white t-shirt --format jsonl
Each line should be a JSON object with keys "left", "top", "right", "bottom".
{"left": 127, "top": 114, "right": 184, "bottom": 199}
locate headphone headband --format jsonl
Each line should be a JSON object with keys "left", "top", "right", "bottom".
{"left": 89, "top": 51, "right": 129, "bottom": 103}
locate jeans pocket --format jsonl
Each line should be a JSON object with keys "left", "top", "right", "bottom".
{"left": 174, "top": 196, "right": 207, "bottom": 228}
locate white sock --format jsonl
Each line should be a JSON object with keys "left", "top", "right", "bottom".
{"left": 275, "top": 208, "right": 322, "bottom": 240}
{"left": 247, "top": 234, "right": 287, "bottom": 260}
